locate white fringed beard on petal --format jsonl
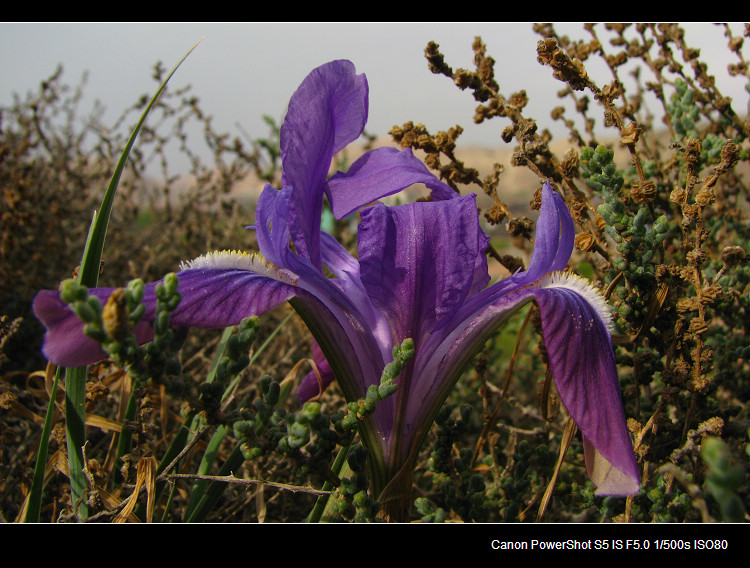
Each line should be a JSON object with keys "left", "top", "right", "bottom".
{"left": 179, "top": 250, "right": 299, "bottom": 285}
{"left": 534, "top": 270, "right": 614, "bottom": 331}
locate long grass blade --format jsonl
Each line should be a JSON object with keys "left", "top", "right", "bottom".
{"left": 64, "top": 366, "right": 89, "bottom": 517}
{"left": 23, "top": 365, "right": 62, "bottom": 522}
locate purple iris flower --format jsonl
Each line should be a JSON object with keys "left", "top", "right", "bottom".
{"left": 33, "top": 60, "right": 639, "bottom": 514}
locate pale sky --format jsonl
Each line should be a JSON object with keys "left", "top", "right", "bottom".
{"left": 2, "top": 22, "right": 747, "bottom": 168}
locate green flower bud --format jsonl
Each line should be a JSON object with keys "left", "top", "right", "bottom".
{"left": 276, "top": 436, "right": 290, "bottom": 454}
{"left": 377, "top": 382, "right": 398, "bottom": 400}
{"left": 166, "top": 293, "right": 182, "bottom": 312}
{"left": 60, "top": 279, "right": 89, "bottom": 304}
{"left": 233, "top": 420, "right": 255, "bottom": 438}
{"left": 83, "top": 324, "right": 106, "bottom": 343}
{"left": 163, "top": 272, "right": 178, "bottom": 294}
{"left": 129, "top": 303, "right": 145, "bottom": 323}
{"left": 128, "top": 278, "right": 145, "bottom": 303}
{"left": 301, "top": 401, "right": 321, "bottom": 422}
{"left": 362, "top": 397, "right": 377, "bottom": 414}
{"left": 585, "top": 178, "right": 603, "bottom": 193}
{"left": 365, "top": 384, "right": 380, "bottom": 404}
{"left": 633, "top": 207, "right": 650, "bottom": 233}
{"left": 597, "top": 203, "right": 614, "bottom": 224}
{"left": 259, "top": 374, "right": 273, "bottom": 394}
{"left": 612, "top": 256, "right": 627, "bottom": 272}
{"left": 289, "top": 421, "right": 309, "bottom": 440}
{"left": 74, "top": 300, "right": 99, "bottom": 323}
{"left": 154, "top": 310, "right": 170, "bottom": 335}
{"left": 352, "top": 491, "right": 370, "bottom": 509}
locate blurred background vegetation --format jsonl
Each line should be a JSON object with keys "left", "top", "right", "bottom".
{"left": 1, "top": 23, "right": 748, "bottom": 523}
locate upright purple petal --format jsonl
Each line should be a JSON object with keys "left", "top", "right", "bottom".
{"left": 280, "top": 60, "right": 368, "bottom": 265}
{"left": 254, "top": 184, "right": 294, "bottom": 269}
{"left": 357, "top": 195, "right": 489, "bottom": 345}
{"left": 521, "top": 182, "right": 575, "bottom": 284}
{"left": 282, "top": 60, "right": 368, "bottom": 162}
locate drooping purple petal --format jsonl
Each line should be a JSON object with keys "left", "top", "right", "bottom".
{"left": 531, "top": 282, "right": 640, "bottom": 495}
{"left": 398, "top": 274, "right": 638, "bottom": 496}
{"left": 33, "top": 288, "right": 155, "bottom": 368}
{"left": 325, "top": 146, "right": 456, "bottom": 220}
{"left": 32, "top": 262, "right": 299, "bottom": 368}
{"left": 169, "top": 265, "right": 298, "bottom": 327}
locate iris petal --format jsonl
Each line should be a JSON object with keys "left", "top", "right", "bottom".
{"left": 522, "top": 182, "right": 575, "bottom": 284}
{"left": 280, "top": 60, "right": 368, "bottom": 265}
{"left": 33, "top": 289, "right": 154, "bottom": 368}
{"left": 532, "top": 283, "right": 639, "bottom": 495}
{"left": 326, "top": 146, "right": 456, "bottom": 219}
{"left": 357, "top": 195, "right": 489, "bottom": 345}
{"left": 32, "top": 264, "right": 298, "bottom": 368}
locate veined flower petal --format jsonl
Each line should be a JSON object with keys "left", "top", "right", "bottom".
{"left": 33, "top": 263, "right": 299, "bottom": 367}
{"left": 533, "top": 270, "right": 614, "bottom": 331}
{"left": 279, "top": 59, "right": 368, "bottom": 266}
{"left": 358, "top": 195, "right": 489, "bottom": 345}
{"left": 325, "top": 146, "right": 456, "bottom": 219}
{"left": 530, "top": 280, "right": 639, "bottom": 496}
{"left": 395, "top": 188, "right": 639, "bottom": 497}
